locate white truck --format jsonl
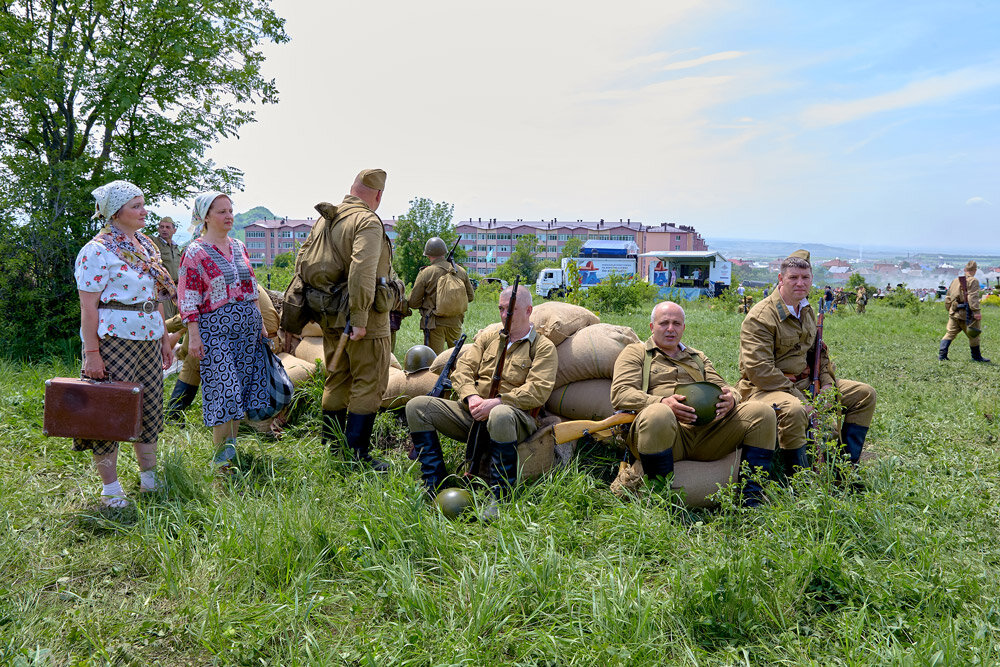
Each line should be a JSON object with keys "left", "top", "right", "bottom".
{"left": 535, "top": 256, "right": 638, "bottom": 298}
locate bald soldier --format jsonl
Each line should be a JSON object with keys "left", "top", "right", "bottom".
{"left": 611, "top": 301, "right": 776, "bottom": 506}
{"left": 408, "top": 236, "right": 475, "bottom": 354}
{"left": 405, "top": 285, "right": 557, "bottom": 517}
{"left": 295, "top": 169, "right": 395, "bottom": 470}
{"left": 738, "top": 250, "right": 877, "bottom": 475}
{"left": 939, "top": 260, "right": 990, "bottom": 363}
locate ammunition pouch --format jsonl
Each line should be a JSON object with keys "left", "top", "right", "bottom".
{"left": 280, "top": 275, "right": 314, "bottom": 335}
{"left": 305, "top": 283, "right": 349, "bottom": 330}
{"left": 373, "top": 279, "right": 393, "bottom": 314}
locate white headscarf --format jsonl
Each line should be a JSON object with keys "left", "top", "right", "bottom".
{"left": 189, "top": 191, "right": 230, "bottom": 235}
{"left": 91, "top": 180, "right": 143, "bottom": 220}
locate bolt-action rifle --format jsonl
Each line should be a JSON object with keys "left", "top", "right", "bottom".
{"left": 958, "top": 276, "right": 974, "bottom": 326}
{"left": 428, "top": 334, "right": 466, "bottom": 399}
{"left": 464, "top": 275, "right": 519, "bottom": 477}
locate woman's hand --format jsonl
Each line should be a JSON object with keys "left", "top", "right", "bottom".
{"left": 160, "top": 337, "right": 174, "bottom": 370}
{"left": 188, "top": 326, "right": 204, "bottom": 360}
{"left": 82, "top": 350, "right": 106, "bottom": 379}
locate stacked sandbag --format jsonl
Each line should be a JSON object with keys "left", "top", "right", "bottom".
{"left": 301, "top": 321, "right": 323, "bottom": 337}
{"left": 516, "top": 413, "right": 563, "bottom": 480}
{"left": 610, "top": 449, "right": 742, "bottom": 508}
{"left": 294, "top": 336, "right": 325, "bottom": 365}
{"left": 381, "top": 368, "right": 440, "bottom": 410}
{"left": 553, "top": 323, "right": 640, "bottom": 387}
{"left": 529, "top": 302, "right": 600, "bottom": 345}
{"left": 545, "top": 379, "right": 614, "bottom": 420}
{"left": 278, "top": 352, "right": 319, "bottom": 387}
{"left": 390, "top": 353, "right": 402, "bottom": 370}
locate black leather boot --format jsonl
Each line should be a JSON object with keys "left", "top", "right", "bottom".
{"left": 344, "top": 412, "right": 388, "bottom": 471}
{"left": 972, "top": 346, "right": 991, "bottom": 363}
{"left": 740, "top": 446, "right": 774, "bottom": 508}
{"left": 411, "top": 430, "right": 447, "bottom": 495}
{"left": 938, "top": 339, "right": 951, "bottom": 361}
{"left": 782, "top": 445, "right": 811, "bottom": 478}
{"left": 840, "top": 423, "right": 869, "bottom": 465}
{"left": 322, "top": 409, "right": 347, "bottom": 451}
{"left": 639, "top": 448, "right": 674, "bottom": 494}
{"left": 165, "top": 380, "right": 199, "bottom": 423}
{"left": 483, "top": 440, "right": 519, "bottom": 521}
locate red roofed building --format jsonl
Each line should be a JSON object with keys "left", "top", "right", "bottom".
{"left": 243, "top": 218, "right": 315, "bottom": 266}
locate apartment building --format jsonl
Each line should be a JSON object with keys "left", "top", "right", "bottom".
{"left": 243, "top": 218, "right": 316, "bottom": 266}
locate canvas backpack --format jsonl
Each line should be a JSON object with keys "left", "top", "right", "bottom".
{"left": 434, "top": 264, "right": 467, "bottom": 318}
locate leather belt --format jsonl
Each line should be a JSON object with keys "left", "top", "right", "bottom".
{"left": 783, "top": 370, "right": 810, "bottom": 382}
{"left": 99, "top": 299, "right": 157, "bottom": 314}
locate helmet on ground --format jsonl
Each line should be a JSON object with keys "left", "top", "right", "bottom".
{"left": 674, "top": 382, "right": 723, "bottom": 426}
{"left": 435, "top": 487, "right": 474, "bottom": 519}
{"left": 404, "top": 344, "right": 436, "bottom": 374}
{"left": 424, "top": 237, "right": 448, "bottom": 257}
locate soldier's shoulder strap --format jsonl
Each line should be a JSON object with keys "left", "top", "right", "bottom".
{"left": 641, "top": 348, "right": 704, "bottom": 393}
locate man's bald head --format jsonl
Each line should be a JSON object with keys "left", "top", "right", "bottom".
{"left": 651, "top": 300, "right": 685, "bottom": 324}
{"left": 649, "top": 301, "right": 685, "bottom": 354}
{"left": 500, "top": 285, "right": 533, "bottom": 304}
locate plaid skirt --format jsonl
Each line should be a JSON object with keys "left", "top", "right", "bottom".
{"left": 199, "top": 300, "right": 270, "bottom": 426}
{"left": 73, "top": 337, "right": 163, "bottom": 455}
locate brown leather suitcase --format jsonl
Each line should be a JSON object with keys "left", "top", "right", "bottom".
{"left": 43, "top": 377, "right": 144, "bottom": 442}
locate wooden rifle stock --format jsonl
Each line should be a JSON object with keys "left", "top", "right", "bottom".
{"left": 328, "top": 314, "right": 351, "bottom": 371}
{"left": 464, "top": 276, "right": 520, "bottom": 475}
{"left": 551, "top": 412, "right": 635, "bottom": 445}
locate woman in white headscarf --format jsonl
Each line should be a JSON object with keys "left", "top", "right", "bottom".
{"left": 177, "top": 192, "right": 270, "bottom": 467}
{"left": 74, "top": 180, "right": 176, "bottom": 508}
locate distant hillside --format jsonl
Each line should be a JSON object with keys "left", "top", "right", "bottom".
{"left": 706, "top": 238, "right": 898, "bottom": 262}
{"left": 233, "top": 206, "right": 279, "bottom": 241}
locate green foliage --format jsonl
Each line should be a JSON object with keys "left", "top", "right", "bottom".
{"left": 272, "top": 252, "right": 294, "bottom": 269}
{"left": 882, "top": 284, "right": 921, "bottom": 313}
{"left": 846, "top": 272, "right": 876, "bottom": 294}
{"left": 495, "top": 234, "right": 543, "bottom": 284}
{"left": 560, "top": 236, "right": 584, "bottom": 259}
{"left": 0, "top": 1, "right": 288, "bottom": 359}
{"left": 235, "top": 207, "right": 278, "bottom": 230}
{"left": 732, "top": 262, "right": 775, "bottom": 286}
{"left": 579, "top": 272, "right": 660, "bottom": 314}
{"left": 391, "top": 197, "right": 462, "bottom": 285}
{"left": 982, "top": 294, "right": 1000, "bottom": 308}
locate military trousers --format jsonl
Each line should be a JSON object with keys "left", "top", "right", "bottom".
{"left": 748, "top": 378, "right": 876, "bottom": 450}
{"left": 405, "top": 395, "right": 536, "bottom": 445}
{"left": 628, "top": 401, "right": 776, "bottom": 461}
{"left": 322, "top": 329, "right": 390, "bottom": 415}
{"left": 423, "top": 324, "right": 463, "bottom": 355}
{"left": 943, "top": 315, "right": 981, "bottom": 346}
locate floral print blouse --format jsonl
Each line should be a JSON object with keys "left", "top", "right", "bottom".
{"left": 75, "top": 241, "right": 166, "bottom": 341}
{"left": 177, "top": 237, "right": 257, "bottom": 323}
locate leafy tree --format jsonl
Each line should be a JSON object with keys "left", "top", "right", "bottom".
{"left": 272, "top": 252, "right": 294, "bottom": 269}
{"left": 391, "top": 197, "right": 464, "bottom": 285}
{"left": 560, "top": 236, "right": 584, "bottom": 259}
{"left": 494, "top": 234, "right": 543, "bottom": 284}
{"left": 0, "top": 1, "right": 288, "bottom": 358}
{"left": 846, "top": 272, "right": 876, "bottom": 295}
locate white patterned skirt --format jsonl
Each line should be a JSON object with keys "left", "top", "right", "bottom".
{"left": 199, "top": 301, "right": 269, "bottom": 426}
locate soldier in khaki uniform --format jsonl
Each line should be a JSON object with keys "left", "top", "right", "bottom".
{"left": 151, "top": 216, "right": 182, "bottom": 319}
{"left": 611, "top": 301, "right": 776, "bottom": 506}
{"left": 405, "top": 285, "right": 557, "bottom": 516}
{"left": 855, "top": 285, "right": 867, "bottom": 314}
{"left": 939, "top": 260, "right": 989, "bottom": 362}
{"left": 738, "top": 250, "right": 877, "bottom": 475}
{"left": 165, "top": 283, "right": 279, "bottom": 421}
{"left": 295, "top": 169, "right": 394, "bottom": 470}
{"left": 408, "top": 237, "right": 475, "bottom": 354}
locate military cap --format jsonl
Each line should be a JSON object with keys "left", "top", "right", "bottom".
{"left": 357, "top": 168, "right": 387, "bottom": 190}
{"left": 966, "top": 260, "right": 978, "bottom": 273}
{"left": 159, "top": 216, "right": 176, "bottom": 226}
{"left": 789, "top": 249, "right": 811, "bottom": 264}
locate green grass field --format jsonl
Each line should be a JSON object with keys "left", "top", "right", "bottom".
{"left": 2, "top": 294, "right": 999, "bottom": 665}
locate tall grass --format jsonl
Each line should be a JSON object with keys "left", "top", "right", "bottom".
{"left": 1, "top": 297, "right": 998, "bottom": 664}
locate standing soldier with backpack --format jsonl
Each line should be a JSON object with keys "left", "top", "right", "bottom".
{"left": 409, "top": 236, "right": 475, "bottom": 354}
{"left": 939, "top": 260, "right": 990, "bottom": 363}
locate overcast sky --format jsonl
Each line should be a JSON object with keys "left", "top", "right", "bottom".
{"left": 159, "top": 0, "right": 1000, "bottom": 254}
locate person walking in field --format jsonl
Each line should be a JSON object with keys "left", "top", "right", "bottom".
{"left": 408, "top": 236, "right": 475, "bottom": 354}
{"left": 939, "top": 260, "right": 990, "bottom": 363}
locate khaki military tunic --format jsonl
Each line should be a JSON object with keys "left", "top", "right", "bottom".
{"left": 151, "top": 235, "right": 182, "bottom": 319}
{"left": 409, "top": 257, "right": 475, "bottom": 354}
{"left": 943, "top": 275, "right": 982, "bottom": 345}
{"left": 738, "top": 290, "right": 876, "bottom": 450}
{"left": 611, "top": 339, "right": 775, "bottom": 461}
{"left": 300, "top": 197, "right": 393, "bottom": 414}
{"left": 856, "top": 286, "right": 867, "bottom": 314}
{"left": 406, "top": 326, "right": 557, "bottom": 445}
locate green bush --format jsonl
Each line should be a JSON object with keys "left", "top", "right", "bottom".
{"left": 580, "top": 272, "right": 660, "bottom": 314}
{"left": 881, "top": 284, "right": 921, "bottom": 313}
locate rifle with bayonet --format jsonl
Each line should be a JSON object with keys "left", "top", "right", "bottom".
{"left": 463, "top": 275, "right": 519, "bottom": 477}
{"left": 428, "top": 334, "right": 466, "bottom": 399}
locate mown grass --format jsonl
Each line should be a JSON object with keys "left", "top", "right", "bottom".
{"left": 2, "top": 293, "right": 999, "bottom": 665}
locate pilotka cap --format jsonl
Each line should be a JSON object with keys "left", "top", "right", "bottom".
{"left": 357, "top": 169, "right": 387, "bottom": 190}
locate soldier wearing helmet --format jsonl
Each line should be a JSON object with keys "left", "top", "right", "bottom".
{"left": 408, "top": 236, "right": 475, "bottom": 354}
{"left": 611, "top": 301, "right": 776, "bottom": 507}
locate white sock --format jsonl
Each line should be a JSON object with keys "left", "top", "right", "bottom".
{"left": 139, "top": 470, "right": 156, "bottom": 490}
{"left": 102, "top": 480, "right": 124, "bottom": 497}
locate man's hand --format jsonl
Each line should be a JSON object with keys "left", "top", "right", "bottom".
{"left": 661, "top": 394, "right": 697, "bottom": 424}
{"left": 349, "top": 326, "right": 366, "bottom": 341}
{"left": 468, "top": 395, "right": 502, "bottom": 421}
{"left": 714, "top": 386, "right": 736, "bottom": 420}
{"left": 189, "top": 332, "right": 204, "bottom": 360}
{"left": 160, "top": 338, "right": 174, "bottom": 370}
{"left": 974, "top": 312, "right": 982, "bottom": 321}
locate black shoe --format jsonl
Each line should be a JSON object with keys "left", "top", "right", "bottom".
{"left": 322, "top": 409, "right": 347, "bottom": 451}
{"left": 840, "top": 423, "right": 869, "bottom": 465}
{"left": 166, "top": 380, "right": 199, "bottom": 424}
{"left": 638, "top": 448, "right": 674, "bottom": 494}
{"left": 740, "top": 446, "right": 774, "bottom": 508}
{"left": 938, "top": 339, "right": 951, "bottom": 361}
{"left": 411, "top": 430, "right": 447, "bottom": 495}
{"left": 972, "top": 346, "right": 991, "bottom": 363}
{"left": 782, "top": 445, "right": 811, "bottom": 478}
{"left": 488, "top": 440, "right": 519, "bottom": 503}
{"left": 345, "top": 412, "right": 389, "bottom": 472}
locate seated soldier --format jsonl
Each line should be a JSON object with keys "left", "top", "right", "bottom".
{"left": 738, "top": 250, "right": 877, "bottom": 475}
{"left": 405, "top": 285, "right": 557, "bottom": 518}
{"left": 611, "top": 301, "right": 776, "bottom": 507}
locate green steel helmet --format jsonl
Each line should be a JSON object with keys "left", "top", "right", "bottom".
{"left": 435, "top": 487, "right": 474, "bottom": 519}
{"left": 674, "top": 382, "right": 723, "bottom": 426}
{"left": 403, "top": 344, "right": 436, "bottom": 374}
{"left": 424, "top": 236, "right": 448, "bottom": 257}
